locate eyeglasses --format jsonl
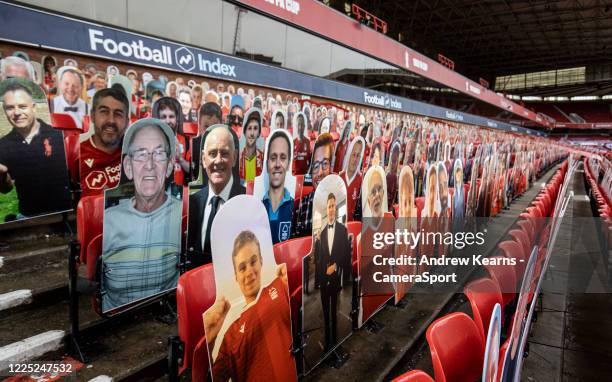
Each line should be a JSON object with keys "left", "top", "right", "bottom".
{"left": 312, "top": 159, "right": 330, "bottom": 173}
{"left": 370, "top": 185, "right": 384, "bottom": 196}
{"left": 130, "top": 148, "right": 169, "bottom": 162}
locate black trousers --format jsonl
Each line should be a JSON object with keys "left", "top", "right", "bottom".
{"left": 321, "top": 285, "right": 338, "bottom": 351}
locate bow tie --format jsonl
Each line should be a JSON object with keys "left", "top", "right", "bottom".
{"left": 328, "top": 224, "right": 334, "bottom": 230}
{"left": 63, "top": 106, "right": 78, "bottom": 112}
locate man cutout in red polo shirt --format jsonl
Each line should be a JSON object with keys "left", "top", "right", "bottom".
{"left": 79, "top": 86, "right": 129, "bottom": 196}
{"left": 204, "top": 230, "right": 297, "bottom": 382}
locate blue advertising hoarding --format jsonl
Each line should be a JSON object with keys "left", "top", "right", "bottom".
{"left": 0, "top": 1, "right": 545, "bottom": 137}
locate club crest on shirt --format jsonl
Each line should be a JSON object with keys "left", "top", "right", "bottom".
{"left": 239, "top": 323, "right": 246, "bottom": 334}
{"left": 268, "top": 287, "right": 278, "bottom": 300}
{"left": 279, "top": 221, "right": 291, "bottom": 241}
{"left": 43, "top": 138, "right": 52, "bottom": 157}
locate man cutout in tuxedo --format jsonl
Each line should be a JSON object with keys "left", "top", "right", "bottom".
{"left": 314, "top": 192, "right": 351, "bottom": 352}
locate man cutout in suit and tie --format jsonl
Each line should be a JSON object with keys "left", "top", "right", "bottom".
{"left": 187, "top": 125, "right": 245, "bottom": 268}
{"left": 314, "top": 192, "right": 351, "bottom": 352}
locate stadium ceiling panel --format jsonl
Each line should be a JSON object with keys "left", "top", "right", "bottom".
{"left": 344, "top": 0, "right": 612, "bottom": 79}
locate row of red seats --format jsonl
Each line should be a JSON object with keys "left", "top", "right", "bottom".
{"left": 583, "top": 158, "right": 612, "bottom": 261}
{"left": 393, "top": 160, "right": 569, "bottom": 382}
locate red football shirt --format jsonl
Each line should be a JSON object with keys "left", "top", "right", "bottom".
{"left": 79, "top": 137, "right": 122, "bottom": 197}
{"left": 292, "top": 136, "right": 311, "bottom": 175}
{"left": 340, "top": 170, "right": 362, "bottom": 220}
{"left": 212, "top": 277, "right": 297, "bottom": 382}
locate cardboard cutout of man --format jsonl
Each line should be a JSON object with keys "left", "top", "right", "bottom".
{"left": 254, "top": 129, "right": 296, "bottom": 244}
{"left": 313, "top": 188, "right": 351, "bottom": 353}
{"left": 203, "top": 196, "right": 297, "bottom": 382}
{"left": 292, "top": 111, "right": 311, "bottom": 175}
{"left": 239, "top": 108, "right": 264, "bottom": 183}
{"left": 272, "top": 109, "right": 287, "bottom": 131}
{"left": 79, "top": 86, "right": 130, "bottom": 197}
{"left": 358, "top": 166, "right": 393, "bottom": 327}
{"left": 101, "top": 118, "right": 182, "bottom": 313}
{"left": 52, "top": 66, "right": 88, "bottom": 128}
{"left": 187, "top": 125, "right": 245, "bottom": 268}
{"left": 339, "top": 136, "right": 365, "bottom": 221}
{"left": 0, "top": 79, "right": 71, "bottom": 221}
{"left": 394, "top": 166, "right": 418, "bottom": 303}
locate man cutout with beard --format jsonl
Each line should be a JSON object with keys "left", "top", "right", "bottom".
{"left": 79, "top": 86, "right": 129, "bottom": 196}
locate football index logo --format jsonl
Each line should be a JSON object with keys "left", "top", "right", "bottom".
{"left": 175, "top": 47, "right": 195, "bottom": 72}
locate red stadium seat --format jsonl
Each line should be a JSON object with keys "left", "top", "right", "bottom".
{"left": 392, "top": 369, "right": 435, "bottom": 382}
{"left": 508, "top": 229, "right": 531, "bottom": 259}
{"left": 64, "top": 134, "right": 80, "bottom": 184}
{"left": 261, "top": 126, "right": 270, "bottom": 138}
{"left": 516, "top": 219, "right": 535, "bottom": 245}
{"left": 50, "top": 112, "right": 81, "bottom": 135}
{"left": 82, "top": 115, "right": 90, "bottom": 133}
{"left": 273, "top": 236, "right": 312, "bottom": 294}
{"left": 76, "top": 195, "right": 105, "bottom": 264}
{"left": 347, "top": 221, "right": 362, "bottom": 273}
{"left": 484, "top": 256, "right": 517, "bottom": 307}
{"left": 182, "top": 122, "right": 198, "bottom": 137}
{"left": 294, "top": 174, "right": 305, "bottom": 199}
{"left": 86, "top": 234, "right": 102, "bottom": 280}
{"left": 464, "top": 278, "right": 503, "bottom": 342}
{"left": 498, "top": 337, "right": 510, "bottom": 379}
{"left": 498, "top": 240, "right": 526, "bottom": 278}
{"left": 191, "top": 336, "right": 209, "bottom": 382}
{"left": 415, "top": 197, "right": 425, "bottom": 220}
{"left": 246, "top": 181, "right": 254, "bottom": 195}
{"left": 426, "top": 312, "right": 484, "bottom": 382}
{"left": 176, "top": 264, "right": 216, "bottom": 375}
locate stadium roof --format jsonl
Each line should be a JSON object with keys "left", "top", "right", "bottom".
{"left": 341, "top": 0, "right": 612, "bottom": 81}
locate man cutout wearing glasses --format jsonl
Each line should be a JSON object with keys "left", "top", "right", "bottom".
{"left": 292, "top": 133, "right": 335, "bottom": 238}
{"left": 101, "top": 119, "right": 182, "bottom": 312}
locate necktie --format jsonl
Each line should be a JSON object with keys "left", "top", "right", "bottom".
{"left": 204, "top": 196, "right": 221, "bottom": 258}
{"left": 63, "top": 106, "right": 78, "bottom": 112}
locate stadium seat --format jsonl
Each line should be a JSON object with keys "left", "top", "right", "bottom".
{"left": 191, "top": 336, "right": 209, "bottom": 382}
{"left": 176, "top": 264, "right": 216, "bottom": 375}
{"left": 347, "top": 221, "right": 362, "bottom": 274}
{"left": 273, "top": 236, "right": 312, "bottom": 294}
{"left": 246, "top": 181, "right": 254, "bottom": 195}
{"left": 82, "top": 115, "right": 90, "bottom": 133}
{"left": 508, "top": 229, "right": 531, "bottom": 259}
{"left": 426, "top": 312, "right": 484, "bottom": 382}
{"left": 76, "top": 195, "right": 105, "bottom": 264}
{"left": 464, "top": 278, "right": 503, "bottom": 342}
{"left": 484, "top": 256, "right": 517, "bottom": 307}
{"left": 86, "top": 234, "right": 103, "bottom": 280}
{"left": 294, "top": 174, "right": 305, "bottom": 199}
{"left": 392, "top": 369, "right": 435, "bottom": 382}
{"left": 182, "top": 122, "right": 198, "bottom": 137}
{"left": 415, "top": 197, "right": 425, "bottom": 220}
{"left": 516, "top": 219, "right": 535, "bottom": 244}
{"left": 261, "top": 126, "right": 270, "bottom": 138}
{"left": 64, "top": 134, "right": 80, "bottom": 184}
{"left": 498, "top": 240, "right": 526, "bottom": 278}
{"left": 50, "top": 112, "right": 81, "bottom": 136}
